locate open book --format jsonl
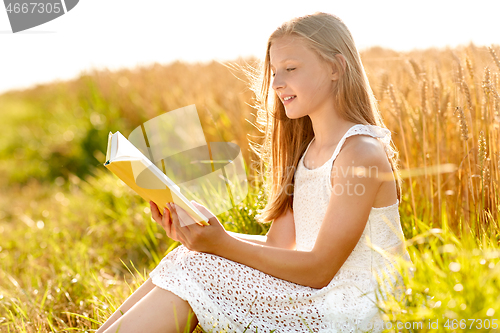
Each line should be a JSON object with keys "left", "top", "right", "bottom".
{"left": 103, "top": 131, "right": 210, "bottom": 226}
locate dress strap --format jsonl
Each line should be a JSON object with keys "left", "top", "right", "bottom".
{"left": 300, "top": 124, "right": 395, "bottom": 169}
{"left": 301, "top": 136, "right": 315, "bottom": 162}
{"left": 300, "top": 124, "right": 357, "bottom": 169}
{"left": 331, "top": 124, "right": 395, "bottom": 163}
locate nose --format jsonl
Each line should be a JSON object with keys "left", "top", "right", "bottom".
{"left": 271, "top": 71, "right": 285, "bottom": 92}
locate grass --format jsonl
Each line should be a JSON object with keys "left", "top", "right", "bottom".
{"left": 0, "top": 44, "right": 499, "bottom": 332}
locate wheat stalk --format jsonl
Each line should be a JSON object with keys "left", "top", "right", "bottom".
{"left": 461, "top": 80, "right": 474, "bottom": 114}
{"left": 388, "top": 84, "right": 401, "bottom": 116}
{"left": 432, "top": 80, "right": 440, "bottom": 113}
{"left": 465, "top": 56, "right": 475, "bottom": 81}
{"left": 482, "top": 67, "right": 491, "bottom": 97}
{"left": 387, "top": 83, "right": 417, "bottom": 222}
{"left": 379, "top": 71, "right": 389, "bottom": 102}
{"left": 488, "top": 46, "right": 500, "bottom": 71}
{"left": 455, "top": 106, "right": 469, "bottom": 141}
{"left": 409, "top": 58, "right": 423, "bottom": 82}
{"left": 451, "top": 52, "right": 464, "bottom": 83}
{"left": 484, "top": 159, "right": 491, "bottom": 187}
{"left": 485, "top": 83, "right": 500, "bottom": 102}
{"left": 478, "top": 130, "right": 487, "bottom": 166}
{"left": 435, "top": 64, "right": 443, "bottom": 90}
{"left": 421, "top": 79, "right": 428, "bottom": 115}
{"left": 478, "top": 129, "right": 491, "bottom": 211}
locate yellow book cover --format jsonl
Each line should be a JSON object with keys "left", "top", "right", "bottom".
{"left": 104, "top": 131, "right": 209, "bottom": 226}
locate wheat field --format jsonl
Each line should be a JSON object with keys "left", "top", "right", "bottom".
{"left": 0, "top": 44, "right": 498, "bottom": 332}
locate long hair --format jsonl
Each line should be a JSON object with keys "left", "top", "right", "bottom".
{"left": 242, "top": 12, "right": 402, "bottom": 223}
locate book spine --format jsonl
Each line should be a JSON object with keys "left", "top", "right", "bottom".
{"left": 105, "top": 131, "right": 113, "bottom": 163}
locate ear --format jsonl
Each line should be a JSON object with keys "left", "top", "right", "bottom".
{"left": 331, "top": 54, "right": 347, "bottom": 81}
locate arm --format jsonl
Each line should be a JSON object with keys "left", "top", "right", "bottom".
{"left": 209, "top": 137, "right": 386, "bottom": 288}
{"left": 163, "top": 137, "right": 388, "bottom": 288}
{"left": 226, "top": 231, "right": 267, "bottom": 245}
{"left": 227, "top": 207, "right": 296, "bottom": 249}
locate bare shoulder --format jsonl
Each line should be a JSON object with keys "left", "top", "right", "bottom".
{"left": 336, "top": 134, "right": 392, "bottom": 174}
{"left": 332, "top": 134, "right": 398, "bottom": 207}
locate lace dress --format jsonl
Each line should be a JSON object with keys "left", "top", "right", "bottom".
{"left": 149, "top": 124, "right": 413, "bottom": 333}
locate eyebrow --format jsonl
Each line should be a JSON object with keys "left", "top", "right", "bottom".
{"left": 270, "top": 58, "right": 299, "bottom": 68}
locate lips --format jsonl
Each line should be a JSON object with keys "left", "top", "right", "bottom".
{"left": 281, "top": 95, "right": 296, "bottom": 103}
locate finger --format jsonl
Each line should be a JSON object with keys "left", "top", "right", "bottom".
{"left": 174, "top": 204, "right": 199, "bottom": 229}
{"left": 192, "top": 201, "right": 221, "bottom": 226}
{"left": 191, "top": 201, "right": 215, "bottom": 223}
{"left": 149, "top": 201, "right": 162, "bottom": 224}
{"left": 161, "top": 206, "right": 171, "bottom": 231}
{"left": 162, "top": 207, "right": 182, "bottom": 242}
{"left": 168, "top": 203, "right": 189, "bottom": 238}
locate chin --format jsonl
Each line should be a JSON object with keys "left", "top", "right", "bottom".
{"left": 284, "top": 111, "right": 297, "bottom": 119}
{"left": 285, "top": 108, "right": 306, "bottom": 120}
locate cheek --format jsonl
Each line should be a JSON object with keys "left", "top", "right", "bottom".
{"left": 300, "top": 79, "right": 323, "bottom": 102}
{"left": 313, "top": 78, "right": 334, "bottom": 98}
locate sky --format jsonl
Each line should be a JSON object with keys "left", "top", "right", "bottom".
{"left": 1, "top": 0, "right": 499, "bottom": 94}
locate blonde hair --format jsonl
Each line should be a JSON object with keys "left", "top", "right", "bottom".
{"left": 242, "top": 12, "right": 401, "bottom": 223}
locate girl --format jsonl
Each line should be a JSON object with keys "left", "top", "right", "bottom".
{"left": 98, "top": 11, "right": 413, "bottom": 333}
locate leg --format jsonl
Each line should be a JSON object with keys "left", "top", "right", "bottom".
{"left": 103, "top": 286, "right": 198, "bottom": 333}
{"left": 97, "top": 277, "right": 156, "bottom": 332}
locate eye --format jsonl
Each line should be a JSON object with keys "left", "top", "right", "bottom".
{"left": 287, "top": 68, "right": 295, "bottom": 72}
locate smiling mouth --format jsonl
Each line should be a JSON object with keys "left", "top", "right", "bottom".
{"left": 283, "top": 96, "right": 296, "bottom": 102}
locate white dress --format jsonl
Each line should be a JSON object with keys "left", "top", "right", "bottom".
{"left": 149, "top": 124, "right": 413, "bottom": 333}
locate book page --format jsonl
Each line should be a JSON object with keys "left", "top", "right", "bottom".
{"left": 113, "top": 131, "right": 147, "bottom": 161}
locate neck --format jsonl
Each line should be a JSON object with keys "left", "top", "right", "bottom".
{"left": 308, "top": 107, "right": 358, "bottom": 150}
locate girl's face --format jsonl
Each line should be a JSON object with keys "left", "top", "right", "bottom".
{"left": 269, "top": 35, "right": 337, "bottom": 119}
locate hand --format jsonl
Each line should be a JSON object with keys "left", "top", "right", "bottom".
{"left": 150, "top": 200, "right": 228, "bottom": 253}
{"left": 149, "top": 201, "right": 183, "bottom": 243}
